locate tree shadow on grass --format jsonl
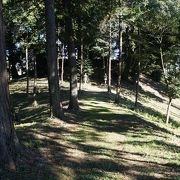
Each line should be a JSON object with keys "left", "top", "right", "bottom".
{"left": 14, "top": 125, "right": 164, "bottom": 180}
{"left": 12, "top": 92, "right": 50, "bottom": 122}
{"left": 79, "top": 90, "right": 110, "bottom": 102}
{"left": 136, "top": 102, "right": 180, "bottom": 129}
{"left": 9, "top": 122, "right": 126, "bottom": 179}
{"left": 123, "top": 139, "right": 180, "bottom": 154}
{"left": 84, "top": 89, "right": 180, "bottom": 130}
{"left": 9, "top": 86, "right": 180, "bottom": 179}
{"left": 80, "top": 112, "right": 169, "bottom": 137}
{"left": 0, "top": 128, "right": 66, "bottom": 179}
{"left": 70, "top": 118, "right": 179, "bottom": 179}
{"left": 140, "top": 77, "right": 167, "bottom": 96}
{"left": 78, "top": 89, "right": 179, "bottom": 134}
{"left": 139, "top": 87, "right": 165, "bottom": 103}
{"left": 70, "top": 141, "right": 180, "bottom": 175}
{"left": 12, "top": 91, "right": 50, "bottom": 107}
{"left": 63, "top": 99, "right": 179, "bottom": 178}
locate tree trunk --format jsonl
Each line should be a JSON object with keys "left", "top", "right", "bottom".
{"left": 61, "top": 44, "right": 64, "bottom": 83}
{"left": 57, "top": 50, "right": 60, "bottom": 80}
{"left": 0, "top": 1, "right": 19, "bottom": 170}
{"left": 45, "top": 0, "right": 64, "bottom": 119}
{"left": 77, "top": 4, "right": 83, "bottom": 91}
{"left": 57, "top": 25, "right": 61, "bottom": 81}
{"left": 122, "top": 27, "right": 132, "bottom": 81}
{"left": 159, "top": 38, "right": 172, "bottom": 124}
{"left": 79, "top": 39, "right": 83, "bottom": 91}
{"left": 160, "top": 43, "right": 168, "bottom": 86}
{"left": 135, "top": 61, "right": 140, "bottom": 107}
{"left": 108, "top": 21, "right": 112, "bottom": 93}
{"left": 26, "top": 46, "right": 29, "bottom": 96}
{"left": 115, "top": 15, "right": 123, "bottom": 104}
{"left": 160, "top": 46, "right": 166, "bottom": 78}
{"left": 64, "top": 0, "right": 79, "bottom": 111}
{"left": 102, "top": 54, "right": 105, "bottom": 76}
{"left": 135, "top": 28, "right": 141, "bottom": 107}
{"left": 166, "top": 97, "right": 172, "bottom": 124}
{"left": 32, "top": 55, "right": 38, "bottom": 107}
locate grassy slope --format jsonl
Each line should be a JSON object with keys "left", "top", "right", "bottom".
{"left": 1, "top": 78, "right": 180, "bottom": 180}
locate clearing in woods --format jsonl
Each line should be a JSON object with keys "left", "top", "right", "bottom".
{"left": 1, "top": 78, "right": 180, "bottom": 180}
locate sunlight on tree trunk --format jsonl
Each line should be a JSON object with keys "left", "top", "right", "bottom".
{"left": 108, "top": 21, "right": 112, "bottom": 93}
{"left": 64, "top": 0, "right": 79, "bottom": 111}
{"left": 26, "top": 46, "right": 29, "bottom": 96}
{"left": 115, "top": 10, "right": 123, "bottom": 104}
{"left": 61, "top": 44, "right": 65, "bottom": 83}
{"left": 79, "top": 40, "right": 83, "bottom": 91}
{"left": 32, "top": 55, "right": 38, "bottom": 107}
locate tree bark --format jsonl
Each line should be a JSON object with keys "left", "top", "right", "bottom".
{"left": 64, "top": 0, "right": 79, "bottom": 111}
{"left": 0, "top": 1, "right": 19, "bottom": 170}
{"left": 61, "top": 44, "right": 64, "bottom": 83}
{"left": 160, "top": 43, "right": 168, "bottom": 86}
{"left": 79, "top": 39, "right": 83, "bottom": 91}
{"left": 166, "top": 98, "right": 172, "bottom": 124}
{"left": 77, "top": 6, "right": 83, "bottom": 91}
{"left": 45, "top": 0, "right": 64, "bottom": 119}
{"left": 135, "top": 28, "right": 141, "bottom": 107}
{"left": 108, "top": 21, "right": 112, "bottom": 93}
{"left": 32, "top": 55, "right": 38, "bottom": 107}
{"left": 159, "top": 37, "right": 173, "bottom": 124}
{"left": 122, "top": 27, "right": 132, "bottom": 81}
{"left": 135, "top": 61, "right": 140, "bottom": 107}
{"left": 57, "top": 49, "right": 60, "bottom": 80}
{"left": 115, "top": 15, "right": 123, "bottom": 104}
{"left": 26, "top": 46, "right": 29, "bottom": 96}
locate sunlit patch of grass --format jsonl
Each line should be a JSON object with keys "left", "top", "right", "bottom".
{"left": 111, "top": 86, "right": 180, "bottom": 134}
{"left": 6, "top": 79, "right": 180, "bottom": 179}
{"left": 117, "top": 101, "right": 180, "bottom": 136}
{"left": 123, "top": 131, "right": 180, "bottom": 168}
{"left": 76, "top": 170, "right": 121, "bottom": 180}
{"left": 15, "top": 121, "right": 39, "bottom": 128}
{"left": 68, "top": 129, "right": 101, "bottom": 143}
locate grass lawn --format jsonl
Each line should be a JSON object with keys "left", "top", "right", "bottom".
{"left": 1, "top": 78, "right": 180, "bottom": 180}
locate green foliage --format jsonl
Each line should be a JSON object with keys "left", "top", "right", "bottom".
{"left": 4, "top": 0, "right": 45, "bottom": 50}
{"left": 77, "top": 58, "right": 94, "bottom": 80}
{"left": 93, "top": 38, "right": 109, "bottom": 58}
{"left": 165, "top": 47, "right": 180, "bottom": 99}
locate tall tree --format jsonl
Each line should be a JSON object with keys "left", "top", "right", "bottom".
{"left": 25, "top": 46, "right": 29, "bottom": 96}
{"left": 0, "top": 0, "right": 19, "bottom": 170}
{"left": 64, "top": 0, "right": 79, "bottom": 111}
{"left": 115, "top": 16, "right": 123, "bottom": 103}
{"left": 115, "top": 0, "right": 123, "bottom": 103}
{"left": 108, "top": 19, "right": 112, "bottom": 93}
{"left": 163, "top": 47, "right": 180, "bottom": 124}
{"left": 142, "top": 0, "right": 180, "bottom": 123}
{"left": 32, "top": 52, "right": 38, "bottom": 107}
{"left": 134, "top": 27, "right": 141, "bottom": 107}
{"left": 45, "top": 0, "right": 64, "bottom": 118}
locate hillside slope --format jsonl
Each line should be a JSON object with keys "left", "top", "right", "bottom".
{"left": 2, "top": 78, "right": 179, "bottom": 180}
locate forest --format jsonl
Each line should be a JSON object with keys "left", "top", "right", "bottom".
{"left": 0, "top": 0, "right": 180, "bottom": 179}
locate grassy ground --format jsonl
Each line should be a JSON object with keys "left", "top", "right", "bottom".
{"left": 1, "top": 78, "right": 180, "bottom": 180}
